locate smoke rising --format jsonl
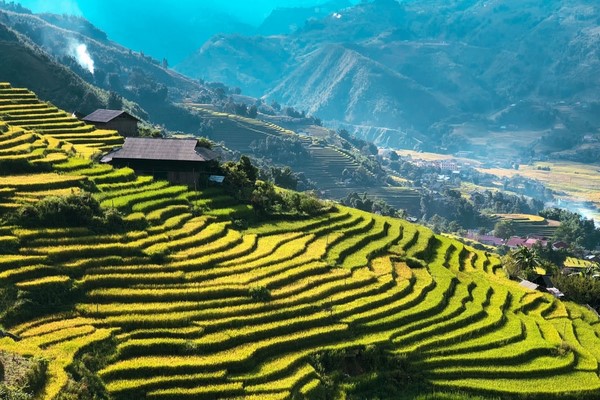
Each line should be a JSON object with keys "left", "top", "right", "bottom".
{"left": 69, "top": 42, "right": 95, "bottom": 74}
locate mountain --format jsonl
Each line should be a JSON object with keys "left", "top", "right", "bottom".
{"left": 266, "top": 43, "right": 450, "bottom": 146}
{"left": 178, "top": 0, "right": 600, "bottom": 155}
{"left": 177, "top": 34, "right": 290, "bottom": 96}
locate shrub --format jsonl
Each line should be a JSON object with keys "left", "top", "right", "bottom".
{"left": 0, "top": 236, "right": 19, "bottom": 254}
{"left": 0, "top": 355, "right": 47, "bottom": 400}
{"left": 3, "top": 277, "right": 77, "bottom": 325}
{"left": 232, "top": 218, "right": 248, "bottom": 230}
{"left": 249, "top": 286, "right": 271, "bottom": 302}
{"left": 0, "top": 158, "right": 51, "bottom": 175}
{"left": 8, "top": 192, "right": 124, "bottom": 232}
{"left": 9, "top": 192, "right": 101, "bottom": 227}
{"left": 553, "top": 273, "right": 600, "bottom": 309}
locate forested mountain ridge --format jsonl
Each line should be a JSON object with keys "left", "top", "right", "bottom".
{"left": 179, "top": 0, "right": 600, "bottom": 156}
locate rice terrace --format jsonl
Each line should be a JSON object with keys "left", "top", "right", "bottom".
{"left": 0, "top": 84, "right": 598, "bottom": 399}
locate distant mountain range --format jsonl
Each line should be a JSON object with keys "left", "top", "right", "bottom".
{"left": 177, "top": 0, "right": 600, "bottom": 153}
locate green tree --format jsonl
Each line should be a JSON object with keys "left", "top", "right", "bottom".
{"left": 222, "top": 156, "right": 260, "bottom": 202}
{"left": 238, "top": 155, "right": 258, "bottom": 183}
{"left": 494, "top": 219, "right": 515, "bottom": 239}
{"left": 503, "top": 246, "right": 541, "bottom": 279}
{"left": 250, "top": 180, "right": 278, "bottom": 214}
{"left": 247, "top": 105, "right": 258, "bottom": 118}
{"left": 553, "top": 273, "right": 600, "bottom": 309}
{"left": 268, "top": 167, "right": 297, "bottom": 190}
{"left": 107, "top": 91, "right": 123, "bottom": 109}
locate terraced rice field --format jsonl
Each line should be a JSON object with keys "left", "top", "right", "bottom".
{"left": 188, "top": 105, "right": 422, "bottom": 213}
{"left": 564, "top": 257, "right": 597, "bottom": 270}
{"left": 491, "top": 213, "right": 560, "bottom": 238}
{"left": 0, "top": 84, "right": 123, "bottom": 155}
{"left": 0, "top": 86, "right": 599, "bottom": 399}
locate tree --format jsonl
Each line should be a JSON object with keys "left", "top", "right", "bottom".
{"left": 233, "top": 103, "right": 248, "bottom": 116}
{"left": 251, "top": 180, "right": 278, "bottom": 214}
{"left": 222, "top": 156, "right": 259, "bottom": 202}
{"left": 238, "top": 155, "right": 258, "bottom": 183}
{"left": 107, "top": 91, "right": 123, "bottom": 109}
{"left": 503, "top": 246, "right": 541, "bottom": 279}
{"left": 553, "top": 273, "right": 600, "bottom": 309}
{"left": 541, "top": 208, "right": 600, "bottom": 250}
{"left": 270, "top": 167, "right": 297, "bottom": 190}
{"left": 494, "top": 220, "right": 516, "bottom": 240}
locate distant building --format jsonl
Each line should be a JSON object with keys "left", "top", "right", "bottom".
{"left": 519, "top": 277, "right": 564, "bottom": 298}
{"left": 506, "top": 237, "right": 547, "bottom": 249}
{"left": 101, "top": 137, "right": 219, "bottom": 187}
{"left": 586, "top": 254, "right": 600, "bottom": 263}
{"left": 532, "top": 275, "right": 565, "bottom": 299}
{"left": 525, "top": 238, "right": 548, "bottom": 248}
{"left": 83, "top": 109, "right": 140, "bottom": 137}
{"left": 478, "top": 235, "right": 505, "bottom": 247}
{"left": 552, "top": 241, "right": 569, "bottom": 251}
{"left": 506, "top": 237, "right": 527, "bottom": 248}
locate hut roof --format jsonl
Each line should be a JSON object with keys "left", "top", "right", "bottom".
{"left": 101, "top": 137, "right": 218, "bottom": 163}
{"left": 519, "top": 280, "right": 539, "bottom": 291}
{"left": 83, "top": 109, "right": 140, "bottom": 123}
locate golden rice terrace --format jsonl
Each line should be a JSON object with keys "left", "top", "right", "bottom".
{"left": 0, "top": 84, "right": 600, "bottom": 399}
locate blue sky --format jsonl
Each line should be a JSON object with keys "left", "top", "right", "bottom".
{"left": 15, "top": 0, "right": 352, "bottom": 63}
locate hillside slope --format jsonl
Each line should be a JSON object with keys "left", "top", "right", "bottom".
{"left": 187, "top": 105, "right": 422, "bottom": 214}
{"left": 0, "top": 22, "right": 107, "bottom": 115}
{"left": 0, "top": 85, "right": 600, "bottom": 399}
{"left": 266, "top": 44, "right": 450, "bottom": 137}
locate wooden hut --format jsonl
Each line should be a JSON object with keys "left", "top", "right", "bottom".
{"left": 83, "top": 109, "right": 140, "bottom": 137}
{"left": 101, "top": 137, "right": 219, "bottom": 187}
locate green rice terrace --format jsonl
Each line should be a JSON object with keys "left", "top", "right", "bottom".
{"left": 564, "top": 257, "right": 597, "bottom": 270}
{"left": 0, "top": 85, "right": 599, "bottom": 399}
